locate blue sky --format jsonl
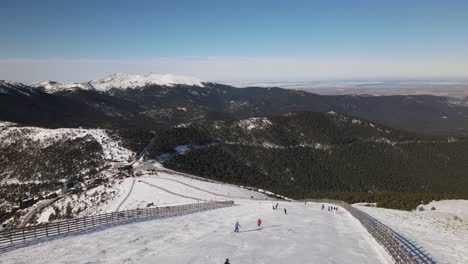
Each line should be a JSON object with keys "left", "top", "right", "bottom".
{"left": 1, "top": 0, "right": 468, "bottom": 82}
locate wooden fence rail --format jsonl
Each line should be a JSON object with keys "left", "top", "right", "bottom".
{"left": 0, "top": 201, "right": 234, "bottom": 249}
{"left": 309, "top": 199, "right": 436, "bottom": 264}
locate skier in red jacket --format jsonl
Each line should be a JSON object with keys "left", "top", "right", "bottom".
{"left": 257, "top": 218, "right": 262, "bottom": 227}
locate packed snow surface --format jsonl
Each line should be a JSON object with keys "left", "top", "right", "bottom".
{"left": 1, "top": 202, "right": 392, "bottom": 264}
{"left": 1, "top": 168, "right": 393, "bottom": 264}
{"left": 356, "top": 200, "right": 468, "bottom": 264}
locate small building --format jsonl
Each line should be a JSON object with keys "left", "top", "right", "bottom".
{"left": 62, "top": 180, "right": 76, "bottom": 193}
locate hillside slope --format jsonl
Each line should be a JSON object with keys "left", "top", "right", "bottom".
{"left": 0, "top": 122, "right": 134, "bottom": 223}
{"left": 147, "top": 111, "right": 468, "bottom": 200}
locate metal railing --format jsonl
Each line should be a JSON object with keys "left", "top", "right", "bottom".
{"left": 309, "top": 199, "right": 435, "bottom": 264}
{"left": 0, "top": 200, "right": 234, "bottom": 249}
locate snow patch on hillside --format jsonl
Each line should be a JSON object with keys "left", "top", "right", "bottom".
{"left": 237, "top": 117, "right": 272, "bottom": 131}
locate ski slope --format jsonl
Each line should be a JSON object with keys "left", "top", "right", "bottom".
{"left": 1, "top": 170, "right": 393, "bottom": 263}
{"left": 356, "top": 200, "right": 468, "bottom": 264}
{"left": 0, "top": 202, "right": 392, "bottom": 264}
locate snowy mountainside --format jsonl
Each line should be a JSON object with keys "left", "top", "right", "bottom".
{"left": 0, "top": 122, "right": 134, "bottom": 223}
{"left": 356, "top": 200, "right": 468, "bottom": 264}
{"left": 0, "top": 80, "right": 25, "bottom": 90}
{"left": 30, "top": 81, "right": 93, "bottom": 93}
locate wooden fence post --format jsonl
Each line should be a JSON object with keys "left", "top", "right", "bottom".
{"left": 45, "top": 223, "right": 49, "bottom": 237}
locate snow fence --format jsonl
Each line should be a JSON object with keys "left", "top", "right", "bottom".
{"left": 310, "top": 199, "right": 436, "bottom": 264}
{"left": 0, "top": 200, "right": 234, "bottom": 250}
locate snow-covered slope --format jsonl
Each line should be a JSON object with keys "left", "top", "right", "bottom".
{"left": 356, "top": 201, "right": 468, "bottom": 264}
{"left": 30, "top": 165, "right": 271, "bottom": 222}
{"left": 28, "top": 73, "right": 204, "bottom": 93}
{"left": 1, "top": 172, "right": 393, "bottom": 264}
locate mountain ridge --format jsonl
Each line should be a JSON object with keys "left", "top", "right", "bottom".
{"left": 28, "top": 73, "right": 205, "bottom": 93}
{"left": 1, "top": 80, "right": 468, "bottom": 135}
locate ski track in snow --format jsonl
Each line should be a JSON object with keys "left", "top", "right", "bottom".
{"left": 139, "top": 180, "right": 206, "bottom": 202}
{"left": 115, "top": 178, "right": 136, "bottom": 212}
{"left": 145, "top": 176, "right": 262, "bottom": 200}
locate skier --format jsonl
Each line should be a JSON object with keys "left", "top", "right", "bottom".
{"left": 336, "top": 207, "right": 339, "bottom": 213}
{"left": 272, "top": 204, "right": 275, "bottom": 210}
{"left": 284, "top": 208, "right": 287, "bottom": 214}
{"left": 224, "top": 259, "right": 230, "bottom": 264}
{"left": 257, "top": 218, "right": 262, "bottom": 227}
{"left": 321, "top": 204, "right": 324, "bottom": 210}
{"left": 234, "top": 221, "right": 241, "bottom": 232}
{"left": 276, "top": 203, "right": 279, "bottom": 209}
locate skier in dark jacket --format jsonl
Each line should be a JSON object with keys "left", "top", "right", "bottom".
{"left": 284, "top": 208, "right": 287, "bottom": 214}
{"left": 225, "top": 258, "right": 230, "bottom": 264}
{"left": 234, "top": 221, "right": 241, "bottom": 232}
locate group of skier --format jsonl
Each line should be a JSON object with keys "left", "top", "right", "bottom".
{"left": 234, "top": 203, "right": 289, "bottom": 233}
{"left": 272, "top": 202, "right": 288, "bottom": 214}
{"left": 321, "top": 204, "right": 339, "bottom": 212}
{"left": 234, "top": 217, "right": 262, "bottom": 233}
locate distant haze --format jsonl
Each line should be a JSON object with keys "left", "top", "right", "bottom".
{"left": 230, "top": 80, "right": 468, "bottom": 98}
{"left": 1, "top": 57, "right": 468, "bottom": 84}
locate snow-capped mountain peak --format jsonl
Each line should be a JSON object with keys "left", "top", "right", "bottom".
{"left": 89, "top": 73, "right": 204, "bottom": 91}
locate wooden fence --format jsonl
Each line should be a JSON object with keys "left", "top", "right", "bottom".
{"left": 310, "top": 199, "right": 436, "bottom": 264}
{"left": 0, "top": 200, "right": 234, "bottom": 249}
